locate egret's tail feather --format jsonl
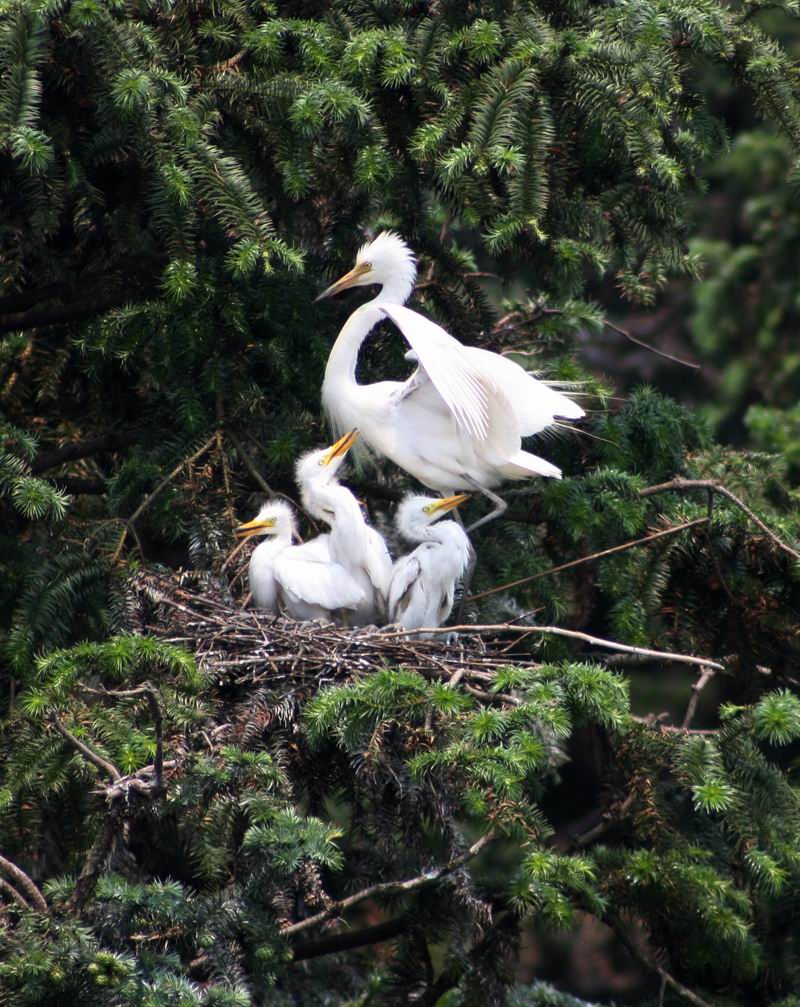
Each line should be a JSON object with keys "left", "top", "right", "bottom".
{"left": 502, "top": 449, "right": 562, "bottom": 480}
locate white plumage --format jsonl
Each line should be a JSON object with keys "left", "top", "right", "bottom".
{"left": 295, "top": 430, "right": 392, "bottom": 626}
{"left": 236, "top": 499, "right": 365, "bottom": 624}
{"left": 319, "top": 232, "right": 584, "bottom": 527}
{"left": 387, "top": 493, "right": 472, "bottom": 638}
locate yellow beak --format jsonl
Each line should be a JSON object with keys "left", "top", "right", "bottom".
{"left": 320, "top": 429, "right": 360, "bottom": 466}
{"left": 315, "top": 261, "right": 373, "bottom": 301}
{"left": 430, "top": 493, "right": 471, "bottom": 514}
{"left": 234, "top": 517, "right": 275, "bottom": 540}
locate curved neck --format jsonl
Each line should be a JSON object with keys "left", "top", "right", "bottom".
{"left": 324, "top": 279, "right": 411, "bottom": 392}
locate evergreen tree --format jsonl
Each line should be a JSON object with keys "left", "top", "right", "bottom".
{"left": 1, "top": 1, "right": 800, "bottom": 1004}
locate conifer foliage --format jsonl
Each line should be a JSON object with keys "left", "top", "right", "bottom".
{"left": 2, "top": 0, "right": 800, "bottom": 1004}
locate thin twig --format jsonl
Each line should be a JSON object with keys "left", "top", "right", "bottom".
{"left": 638, "top": 479, "right": 800, "bottom": 563}
{"left": 112, "top": 435, "right": 217, "bottom": 563}
{"left": 0, "top": 853, "right": 48, "bottom": 913}
{"left": 571, "top": 791, "right": 637, "bottom": 850}
{"left": 605, "top": 912, "right": 715, "bottom": 1007}
{"left": 51, "top": 716, "right": 121, "bottom": 782}
{"left": 467, "top": 519, "right": 708, "bottom": 602}
{"left": 281, "top": 830, "right": 495, "bottom": 938}
{"left": 682, "top": 667, "right": 715, "bottom": 730}
{"left": 604, "top": 319, "right": 701, "bottom": 371}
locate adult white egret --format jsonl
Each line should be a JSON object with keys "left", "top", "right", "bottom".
{"left": 318, "top": 232, "right": 584, "bottom": 531}
{"left": 235, "top": 499, "right": 365, "bottom": 624}
{"left": 387, "top": 493, "right": 472, "bottom": 637}
{"left": 294, "top": 429, "right": 392, "bottom": 626}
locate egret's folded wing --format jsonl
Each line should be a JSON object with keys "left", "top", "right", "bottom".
{"left": 380, "top": 304, "right": 492, "bottom": 441}
{"left": 465, "top": 348, "right": 584, "bottom": 435}
{"left": 275, "top": 550, "right": 364, "bottom": 611}
{"left": 294, "top": 533, "right": 331, "bottom": 562}
{"left": 387, "top": 554, "right": 422, "bottom": 620}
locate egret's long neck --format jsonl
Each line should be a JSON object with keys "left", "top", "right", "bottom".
{"left": 323, "top": 273, "right": 414, "bottom": 397}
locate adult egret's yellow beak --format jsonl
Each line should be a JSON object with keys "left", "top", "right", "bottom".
{"left": 315, "top": 261, "right": 373, "bottom": 301}
{"left": 319, "top": 429, "right": 360, "bottom": 466}
{"left": 234, "top": 517, "right": 276, "bottom": 540}
{"left": 430, "top": 493, "right": 471, "bottom": 514}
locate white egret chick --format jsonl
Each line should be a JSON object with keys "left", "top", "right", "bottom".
{"left": 318, "top": 232, "right": 584, "bottom": 531}
{"left": 387, "top": 493, "right": 472, "bottom": 637}
{"left": 235, "top": 500, "right": 364, "bottom": 624}
{"left": 295, "top": 429, "right": 392, "bottom": 626}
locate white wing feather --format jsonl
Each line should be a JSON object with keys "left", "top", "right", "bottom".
{"left": 379, "top": 304, "right": 492, "bottom": 440}
{"left": 380, "top": 304, "right": 522, "bottom": 459}
{"left": 387, "top": 554, "right": 422, "bottom": 621}
{"left": 465, "top": 348, "right": 584, "bottom": 435}
{"left": 274, "top": 546, "right": 364, "bottom": 611}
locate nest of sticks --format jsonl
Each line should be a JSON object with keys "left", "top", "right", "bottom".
{"left": 126, "top": 569, "right": 541, "bottom": 703}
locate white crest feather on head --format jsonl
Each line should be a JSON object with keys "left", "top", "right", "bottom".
{"left": 256, "top": 498, "right": 295, "bottom": 532}
{"left": 356, "top": 231, "right": 417, "bottom": 290}
{"left": 395, "top": 493, "right": 445, "bottom": 539}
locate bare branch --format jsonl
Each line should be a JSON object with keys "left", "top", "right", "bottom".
{"left": 0, "top": 852, "right": 48, "bottom": 913}
{"left": 66, "top": 811, "right": 121, "bottom": 914}
{"left": 605, "top": 912, "right": 715, "bottom": 1007}
{"left": 281, "top": 830, "right": 496, "bottom": 938}
{"left": 291, "top": 916, "right": 409, "bottom": 961}
{"left": 603, "top": 319, "right": 701, "bottom": 370}
{"left": 51, "top": 716, "right": 121, "bottom": 782}
{"left": 682, "top": 667, "right": 716, "bottom": 730}
{"left": 378, "top": 624, "right": 726, "bottom": 672}
{"left": 467, "top": 519, "right": 708, "bottom": 602}
{"left": 638, "top": 479, "right": 800, "bottom": 563}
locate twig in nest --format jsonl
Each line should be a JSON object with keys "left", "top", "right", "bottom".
{"left": 378, "top": 624, "right": 725, "bottom": 672}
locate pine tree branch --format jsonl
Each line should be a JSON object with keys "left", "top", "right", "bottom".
{"left": 0, "top": 283, "right": 75, "bottom": 314}
{"left": 0, "top": 852, "right": 48, "bottom": 913}
{"left": 467, "top": 518, "right": 708, "bottom": 602}
{"left": 378, "top": 624, "right": 726, "bottom": 671}
{"left": 291, "top": 916, "right": 409, "bottom": 960}
{"left": 51, "top": 716, "right": 122, "bottom": 782}
{"left": 31, "top": 430, "right": 142, "bottom": 474}
{"left": 605, "top": 912, "right": 715, "bottom": 1007}
{"left": 281, "top": 830, "right": 496, "bottom": 938}
{"left": 638, "top": 479, "right": 800, "bottom": 562}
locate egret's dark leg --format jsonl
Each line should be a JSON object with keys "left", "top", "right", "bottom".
{"left": 444, "top": 489, "right": 480, "bottom": 623}
{"left": 461, "top": 476, "right": 507, "bottom": 533}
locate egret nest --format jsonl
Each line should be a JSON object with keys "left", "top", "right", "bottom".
{"left": 125, "top": 569, "right": 539, "bottom": 700}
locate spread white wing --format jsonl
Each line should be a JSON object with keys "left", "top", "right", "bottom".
{"left": 380, "top": 304, "right": 493, "bottom": 440}
{"left": 465, "top": 347, "right": 584, "bottom": 435}
{"left": 379, "top": 303, "right": 520, "bottom": 459}
{"left": 275, "top": 545, "right": 365, "bottom": 611}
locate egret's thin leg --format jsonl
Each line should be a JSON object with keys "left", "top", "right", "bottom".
{"left": 454, "top": 544, "right": 477, "bottom": 623}
{"left": 461, "top": 476, "right": 507, "bottom": 533}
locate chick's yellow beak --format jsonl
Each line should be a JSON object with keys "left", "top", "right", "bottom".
{"left": 315, "top": 261, "right": 373, "bottom": 301}
{"left": 431, "top": 493, "right": 471, "bottom": 514}
{"left": 320, "top": 429, "right": 360, "bottom": 466}
{"left": 234, "top": 517, "right": 275, "bottom": 540}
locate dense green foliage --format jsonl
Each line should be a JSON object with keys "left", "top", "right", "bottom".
{"left": 2, "top": 0, "right": 800, "bottom": 1004}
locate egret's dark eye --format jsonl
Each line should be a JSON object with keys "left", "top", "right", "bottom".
{"left": 363, "top": 261, "right": 372, "bottom": 269}
{"left": 318, "top": 459, "right": 326, "bottom": 466}
{"left": 423, "top": 505, "right": 431, "bottom": 513}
